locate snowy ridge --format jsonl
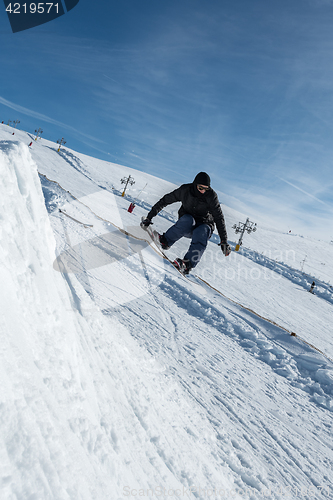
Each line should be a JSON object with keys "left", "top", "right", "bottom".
{"left": 1, "top": 125, "right": 333, "bottom": 499}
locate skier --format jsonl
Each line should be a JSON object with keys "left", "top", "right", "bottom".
{"left": 309, "top": 281, "right": 315, "bottom": 294}
{"left": 141, "top": 172, "right": 231, "bottom": 274}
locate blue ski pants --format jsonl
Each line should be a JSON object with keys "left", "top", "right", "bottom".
{"left": 164, "top": 214, "right": 211, "bottom": 268}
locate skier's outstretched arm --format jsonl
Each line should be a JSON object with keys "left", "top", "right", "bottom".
{"left": 144, "top": 186, "right": 183, "bottom": 223}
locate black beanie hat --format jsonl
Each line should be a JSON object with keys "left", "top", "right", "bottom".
{"left": 193, "top": 172, "right": 211, "bottom": 187}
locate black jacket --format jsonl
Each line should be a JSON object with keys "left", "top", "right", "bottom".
{"left": 147, "top": 183, "right": 228, "bottom": 244}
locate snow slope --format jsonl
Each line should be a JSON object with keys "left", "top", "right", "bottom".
{"left": 1, "top": 124, "right": 333, "bottom": 499}
{"left": 0, "top": 138, "right": 241, "bottom": 498}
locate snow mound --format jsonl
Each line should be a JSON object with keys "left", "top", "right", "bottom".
{"left": 0, "top": 141, "right": 239, "bottom": 498}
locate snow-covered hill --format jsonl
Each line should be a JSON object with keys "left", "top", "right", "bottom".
{"left": 1, "top": 124, "right": 332, "bottom": 499}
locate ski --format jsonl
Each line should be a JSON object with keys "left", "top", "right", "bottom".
{"left": 143, "top": 220, "right": 203, "bottom": 288}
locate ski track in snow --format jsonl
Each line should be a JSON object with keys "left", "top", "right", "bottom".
{"left": 115, "top": 283, "right": 333, "bottom": 497}
{"left": 1, "top": 127, "right": 333, "bottom": 499}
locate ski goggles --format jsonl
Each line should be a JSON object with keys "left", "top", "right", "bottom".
{"left": 197, "top": 185, "right": 210, "bottom": 192}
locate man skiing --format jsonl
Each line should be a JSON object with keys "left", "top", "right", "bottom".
{"left": 141, "top": 172, "right": 231, "bottom": 274}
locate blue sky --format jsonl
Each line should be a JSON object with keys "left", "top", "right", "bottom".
{"left": 1, "top": 0, "right": 333, "bottom": 240}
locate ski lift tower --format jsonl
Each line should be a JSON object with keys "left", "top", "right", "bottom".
{"left": 35, "top": 128, "right": 43, "bottom": 140}
{"left": 57, "top": 138, "right": 66, "bottom": 152}
{"left": 121, "top": 175, "right": 135, "bottom": 197}
{"left": 233, "top": 218, "right": 257, "bottom": 251}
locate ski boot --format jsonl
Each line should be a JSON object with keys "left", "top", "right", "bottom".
{"left": 173, "top": 258, "right": 191, "bottom": 275}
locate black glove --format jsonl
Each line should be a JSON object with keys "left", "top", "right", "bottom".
{"left": 140, "top": 217, "right": 153, "bottom": 229}
{"left": 220, "top": 243, "right": 231, "bottom": 257}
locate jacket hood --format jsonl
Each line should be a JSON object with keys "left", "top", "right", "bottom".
{"left": 193, "top": 172, "right": 211, "bottom": 187}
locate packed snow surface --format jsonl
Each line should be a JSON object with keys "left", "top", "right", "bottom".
{"left": 0, "top": 124, "right": 332, "bottom": 499}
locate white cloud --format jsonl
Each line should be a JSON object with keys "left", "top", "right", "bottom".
{"left": 0, "top": 95, "right": 105, "bottom": 145}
